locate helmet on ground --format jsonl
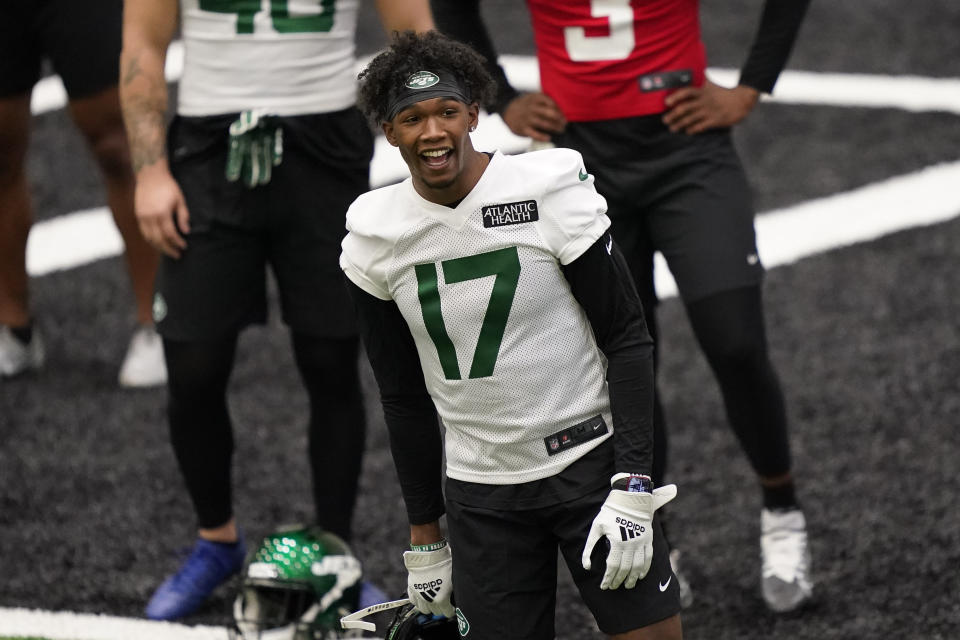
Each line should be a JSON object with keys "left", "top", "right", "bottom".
{"left": 385, "top": 603, "right": 461, "bottom": 640}
{"left": 233, "top": 525, "right": 363, "bottom": 640}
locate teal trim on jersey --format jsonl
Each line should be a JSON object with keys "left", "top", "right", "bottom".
{"left": 415, "top": 246, "right": 521, "bottom": 380}
{"left": 415, "top": 262, "right": 461, "bottom": 380}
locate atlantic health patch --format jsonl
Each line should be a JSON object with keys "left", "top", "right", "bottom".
{"left": 482, "top": 200, "right": 539, "bottom": 228}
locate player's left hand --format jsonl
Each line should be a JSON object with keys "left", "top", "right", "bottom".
{"left": 662, "top": 80, "right": 760, "bottom": 134}
{"left": 403, "top": 542, "right": 455, "bottom": 618}
{"left": 582, "top": 478, "right": 677, "bottom": 590}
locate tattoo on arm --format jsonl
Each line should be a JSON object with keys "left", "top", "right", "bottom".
{"left": 121, "top": 54, "right": 142, "bottom": 87}
{"left": 120, "top": 52, "right": 170, "bottom": 173}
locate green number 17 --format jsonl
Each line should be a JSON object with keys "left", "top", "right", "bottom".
{"left": 415, "top": 247, "right": 521, "bottom": 380}
{"left": 198, "top": 0, "right": 336, "bottom": 35}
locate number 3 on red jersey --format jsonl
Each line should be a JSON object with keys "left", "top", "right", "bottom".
{"left": 564, "top": 0, "right": 635, "bottom": 61}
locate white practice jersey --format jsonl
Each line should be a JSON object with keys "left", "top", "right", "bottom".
{"left": 178, "top": 0, "right": 359, "bottom": 116}
{"left": 341, "top": 149, "right": 615, "bottom": 484}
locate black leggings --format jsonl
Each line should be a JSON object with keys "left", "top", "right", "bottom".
{"left": 164, "top": 332, "right": 365, "bottom": 540}
{"left": 650, "top": 285, "right": 791, "bottom": 485}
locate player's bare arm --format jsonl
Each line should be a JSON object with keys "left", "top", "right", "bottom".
{"left": 374, "top": 0, "right": 435, "bottom": 34}
{"left": 662, "top": 80, "right": 759, "bottom": 135}
{"left": 120, "top": 0, "right": 190, "bottom": 259}
{"left": 502, "top": 92, "right": 567, "bottom": 142}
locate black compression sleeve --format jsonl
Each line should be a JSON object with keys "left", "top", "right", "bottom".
{"left": 432, "top": 0, "right": 520, "bottom": 114}
{"left": 561, "top": 233, "right": 656, "bottom": 477}
{"left": 347, "top": 280, "right": 446, "bottom": 525}
{"left": 739, "top": 0, "right": 811, "bottom": 94}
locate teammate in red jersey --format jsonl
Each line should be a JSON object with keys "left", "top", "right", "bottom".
{"left": 434, "top": 0, "right": 814, "bottom": 613}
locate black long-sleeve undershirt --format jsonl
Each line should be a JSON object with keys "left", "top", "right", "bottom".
{"left": 347, "top": 233, "right": 655, "bottom": 525}
{"left": 738, "top": 0, "right": 812, "bottom": 94}
{"left": 431, "top": 0, "right": 518, "bottom": 114}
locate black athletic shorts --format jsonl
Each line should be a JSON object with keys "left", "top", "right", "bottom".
{"left": 445, "top": 444, "right": 681, "bottom": 638}
{"left": 556, "top": 115, "right": 763, "bottom": 304}
{"left": 0, "top": 0, "right": 121, "bottom": 99}
{"left": 154, "top": 108, "right": 374, "bottom": 340}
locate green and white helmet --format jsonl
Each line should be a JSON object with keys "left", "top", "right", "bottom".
{"left": 233, "top": 525, "right": 364, "bottom": 640}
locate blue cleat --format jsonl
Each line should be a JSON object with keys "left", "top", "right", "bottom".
{"left": 358, "top": 580, "right": 390, "bottom": 609}
{"left": 145, "top": 535, "right": 246, "bottom": 620}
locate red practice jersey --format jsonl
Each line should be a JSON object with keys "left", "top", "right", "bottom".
{"left": 526, "top": 0, "right": 707, "bottom": 121}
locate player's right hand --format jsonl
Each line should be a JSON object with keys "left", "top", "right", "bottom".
{"left": 133, "top": 163, "right": 190, "bottom": 259}
{"left": 502, "top": 92, "right": 567, "bottom": 142}
{"left": 403, "top": 541, "right": 455, "bottom": 618}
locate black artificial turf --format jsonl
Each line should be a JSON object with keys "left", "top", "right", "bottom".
{"left": 2, "top": 1, "right": 958, "bottom": 638}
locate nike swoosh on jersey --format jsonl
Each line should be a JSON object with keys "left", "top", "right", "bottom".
{"left": 659, "top": 576, "right": 672, "bottom": 592}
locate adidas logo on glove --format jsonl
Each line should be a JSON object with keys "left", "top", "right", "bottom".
{"left": 616, "top": 516, "right": 646, "bottom": 541}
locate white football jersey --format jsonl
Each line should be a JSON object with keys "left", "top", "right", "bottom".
{"left": 341, "top": 149, "right": 615, "bottom": 484}
{"left": 178, "top": 0, "right": 359, "bottom": 116}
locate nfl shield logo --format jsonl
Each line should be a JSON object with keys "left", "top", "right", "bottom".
{"left": 548, "top": 437, "right": 560, "bottom": 451}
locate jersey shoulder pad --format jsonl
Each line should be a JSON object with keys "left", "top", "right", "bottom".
{"left": 502, "top": 149, "right": 609, "bottom": 264}
{"left": 340, "top": 183, "right": 412, "bottom": 300}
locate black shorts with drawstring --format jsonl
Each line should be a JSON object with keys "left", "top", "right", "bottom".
{"left": 154, "top": 107, "right": 374, "bottom": 340}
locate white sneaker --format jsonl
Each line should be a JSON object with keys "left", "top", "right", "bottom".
{"left": 668, "top": 549, "right": 694, "bottom": 608}
{"left": 118, "top": 326, "right": 167, "bottom": 388}
{"left": 761, "top": 508, "right": 813, "bottom": 612}
{"left": 0, "top": 325, "right": 44, "bottom": 378}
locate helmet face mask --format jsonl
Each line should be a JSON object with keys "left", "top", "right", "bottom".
{"left": 233, "top": 526, "right": 364, "bottom": 640}
{"left": 385, "top": 603, "right": 461, "bottom": 640}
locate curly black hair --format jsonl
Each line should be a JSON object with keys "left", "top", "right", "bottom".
{"left": 357, "top": 30, "right": 497, "bottom": 125}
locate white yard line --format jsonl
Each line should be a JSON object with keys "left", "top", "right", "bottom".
{"left": 0, "top": 606, "right": 230, "bottom": 640}
{"left": 0, "top": 605, "right": 386, "bottom": 640}
{"left": 25, "top": 47, "right": 960, "bottom": 284}
{"left": 656, "top": 161, "right": 960, "bottom": 298}
{"left": 31, "top": 46, "right": 960, "bottom": 116}
{"left": 27, "top": 161, "right": 960, "bottom": 298}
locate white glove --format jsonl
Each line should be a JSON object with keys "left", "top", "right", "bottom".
{"left": 582, "top": 476, "right": 677, "bottom": 590}
{"left": 403, "top": 542, "right": 455, "bottom": 618}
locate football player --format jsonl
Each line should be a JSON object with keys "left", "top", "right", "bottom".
{"left": 0, "top": 0, "right": 164, "bottom": 386}
{"left": 119, "top": 0, "right": 434, "bottom": 621}
{"left": 433, "top": 0, "right": 814, "bottom": 612}
{"left": 343, "top": 31, "right": 682, "bottom": 639}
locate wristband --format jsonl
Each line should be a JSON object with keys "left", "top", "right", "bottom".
{"left": 610, "top": 473, "right": 653, "bottom": 493}
{"left": 409, "top": 538, "right": 447, "bottom": 552}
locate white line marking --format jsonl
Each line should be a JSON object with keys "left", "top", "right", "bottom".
{"left": 27, "top": 162, "right": 960, "bottom": 287}
{"left": 27, "top": 207, "right": 123, "bottom": 277}
{"left": 0, "top": 605, "right": 386, "bottom": 640}
{"left": 654, "top": 160, "right": 960, "bottom": 298}
{"left": 706, "top": 68, "right": 960, "bottom": 114}
{"left": 0, "top": 606, "right": 229, "bottom": 640}
{"left": 30, "top": 47, "right": 960, "bottom": 116}
{"left": 494, "top": 55, "right": 960, "bottom": 115}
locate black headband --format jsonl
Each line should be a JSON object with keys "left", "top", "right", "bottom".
{"left": 385, "top": 69, "right": 472, "bottom": 122}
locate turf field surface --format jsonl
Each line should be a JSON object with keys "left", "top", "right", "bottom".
{"left": 1, "top": 1, "right": 958, "bottom": 638}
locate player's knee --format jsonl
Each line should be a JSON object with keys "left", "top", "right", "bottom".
{"left": 705, "top": 334, "right": 766, "bottom": 375}
{"left": 88, "top": 126, "right": 133, "bottom": 179}
{"left": 0, "top": 138, "right": 28, "bottom": 188}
